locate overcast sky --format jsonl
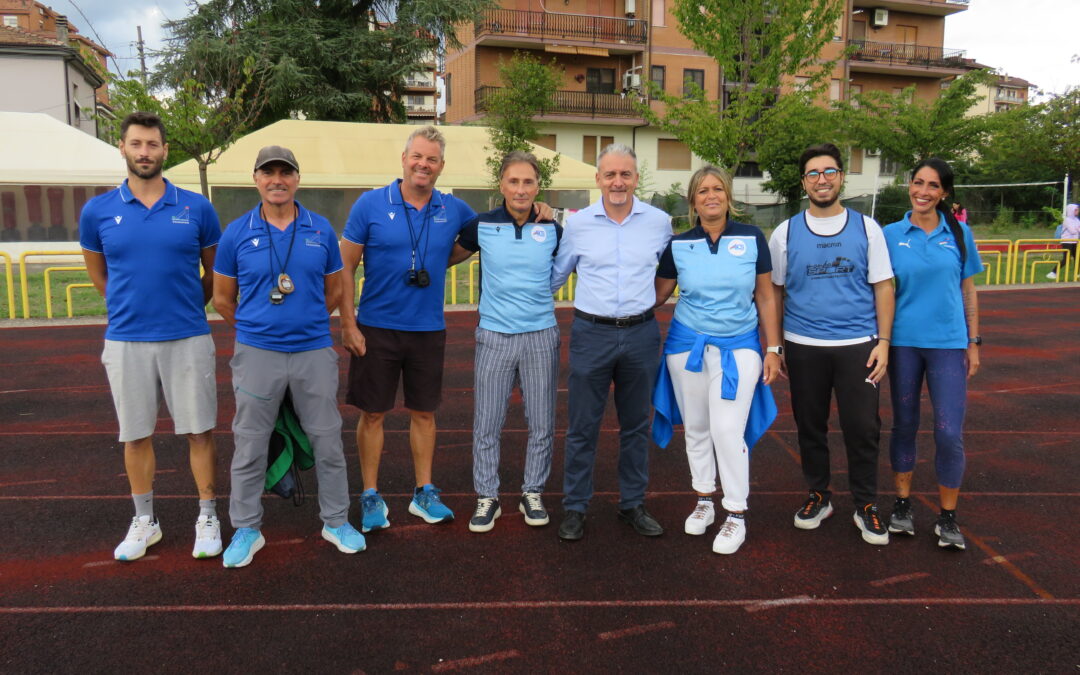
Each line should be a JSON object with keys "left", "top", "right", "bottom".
{"left": 54, "top": 0, "right": 1079, "bottom": 96}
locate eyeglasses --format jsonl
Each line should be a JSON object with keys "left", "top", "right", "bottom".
{"left": 803, "top": 168, "right": 842, "bottom": 181}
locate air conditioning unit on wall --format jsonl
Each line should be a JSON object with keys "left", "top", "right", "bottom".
{"left": 871, "top": 8, "right": 889, "bottom": 28}
{"left": 866, "top": 148, "right": 881, "bottom": 157}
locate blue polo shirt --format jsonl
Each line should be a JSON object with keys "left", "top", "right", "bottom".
{"left": 79, "top": 178, "right": 220, "bottom": 342}
{"left": 343, "top": 180, "right": 476, "bottom": 331}
{"left": 457, "top": 204, "right": 562, "bottom": 334}
{"left": 884, "top": 211, "right": 983, "bottom": 349}
{"left": 215, "top": 202, "right": 343, "bottom": 353}
{"left": 657, "top": 222, "right": 771, "bottom": 337}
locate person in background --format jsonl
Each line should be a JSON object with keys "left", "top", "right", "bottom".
{"left": 1047, "top": 203, "right": 1078, "bottom": 280}
{"left": 652, "top": 165, "right": 780, "bottom": 555}
{"left": 884, "top": 158, "right": 984, "bottom": 550}
{"left": 951, "top": 202, "right": 968, "bottom": 225}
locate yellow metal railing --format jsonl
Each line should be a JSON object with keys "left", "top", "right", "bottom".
{"left": 65, "top": 283, "right": 96, "bottom": 318}
{"left": 978, "top": 251, "right": 1004, "bottom": 285}
{"left": 43, "top": 266, "right": 88, "bottom": 319}
{"left": 973, "top": 240, "right": 1012, "bottom": 286}
{"left": 18, "top": 250, "right": 83, "bottom": 318}
{"left": 1010, "top": 239, "right": 1070, "bottom": 284}
{"left": 0, "top": 251, "right": 14, "bottom": 319}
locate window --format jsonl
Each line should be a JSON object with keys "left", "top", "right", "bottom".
{"left": 445, "top": 73, "right": 451, "bottom": 106}
{"left": 650, "top": 65, "right": 666, "bottom": 97}
{"left": 651, "top": 0, "right": 665, "bottom": 27}
{"left": 897, "top": 25, "right": 917, "bottom": 45}
{"left": 793, "top": 76, "right": 810, "bottom": 93}
{"left": 830, "top": 79, "right": 841, "bottom": 102}
{"left": 849, "top": 83, "right": 862, "bottom": 108}
{"left": 849, "top": 148, "right": 864, "bottom": 174}
{"left": 586, "top": 68, "right": 615, "bottom": 94}
{"left": 583, "top": 135, "right": 615, "bottom": 166}
{"left": 407, "top": 95, "right": 426, "bottom": 106}
{"left": 734, "top": 162, "right": 763, "bottom": 178}
{"left": 880, "top": 156, "right": 900, "bottom": 176}
{"left": 2, "top": 15, "right": 18, "bottom": 28}
{"left": 658, "top": 139, "right": 691, "bottom": 171}
{"left": 683, "top": 69, "right": 704, "bottom": 97}
{"left": 533, "top": 134, "right": 557, "bottom": 151}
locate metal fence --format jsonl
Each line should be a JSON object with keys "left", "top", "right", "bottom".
{"left": 476, "top": 8, "right": 647, "bottom": 45}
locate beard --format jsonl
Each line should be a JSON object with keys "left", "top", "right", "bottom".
{"left": 807, "top": 192, "right": 839, "bottom": 209}
{"left": 125, "top": 155, "right": 163, "bottom": 180}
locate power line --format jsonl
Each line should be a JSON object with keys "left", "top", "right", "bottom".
{"left": 61, "top": 0, "right": 124, "bottom": 75}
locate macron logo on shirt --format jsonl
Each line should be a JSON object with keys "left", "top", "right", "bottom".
{"left": 114, "top": 216, "right": 122, "bottom": 224}
{"left": 251, "top": 238, "right": 260, "bottom": 248}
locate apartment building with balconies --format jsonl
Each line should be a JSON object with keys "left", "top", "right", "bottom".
{"left": 444, "top": 0, "right": 972, "bottom": 208}
{"left": 404, "top": 51, "right": 440, "bottom": 124}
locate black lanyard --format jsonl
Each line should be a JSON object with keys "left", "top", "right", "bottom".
{"left": 402, "top": 200, "right": 432, "bottom": 272}
{"left": 262, "top": 205, "right": 298, "bottom": 280}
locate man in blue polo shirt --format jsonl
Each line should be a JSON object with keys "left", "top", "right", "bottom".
{"left": 80, "top": 111, "right": 222, "bottom": 562}
{"left": 550, "top": 143, "right": 672, "bottom": 542}
{"left": 338, "top": 126, "right": 477, "bottom": 531}
{"left": 449, "top": 151, "right": 563, "bottom": 533}
{"left": 213, "top": 146, "right": 363, "bottom": 568}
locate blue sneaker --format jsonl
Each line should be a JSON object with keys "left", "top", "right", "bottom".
{"left": 408, "top": 483, "right": 454, "bottom": 523}
{"left": 222, "top": 527, "right": 264, "bottom": 568}
{"left": 360, "top": 489, "right": 390, "bottom": 533}
{"left": 322, "top": 522, "right": 366, "bottom": 553}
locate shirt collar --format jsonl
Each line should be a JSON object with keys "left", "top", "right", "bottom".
{"left": 388, "top": 178, "right": 445, "bottom": 210}
{"left": 901, "top": 210, "right": 948, "bottom": 235}
{"left": 590, "top": 195, "right": 646, "bottom": 221}
{"left": 119, "top": 177, "right": 178, "bottom": 205}
{"left": 246, "top": 200, "right": 313, "bottom": 231}
{"left": 499, "top": 201, "right": 537, "bottom": 226}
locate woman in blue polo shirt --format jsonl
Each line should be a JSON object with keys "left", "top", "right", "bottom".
{"left": 883, "top": 157, "right": 983, "bottom": 551}
{"left": 652, "top": 165, "right": 780, "bottom": 555}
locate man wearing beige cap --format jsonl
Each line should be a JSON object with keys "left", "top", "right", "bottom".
{"left": 213, "top": 145, "right": 364, "bottom": 567}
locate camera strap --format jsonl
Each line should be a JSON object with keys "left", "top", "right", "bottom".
{"left": 402, "top": 200, "right": 432, "bottom": 272}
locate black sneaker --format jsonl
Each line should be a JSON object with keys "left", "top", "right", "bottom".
{"left": 853, "top": 503, "right": 889, "bottom": 545}
{"left": 888, "top": 499, "right": 915, "bottom": 536}
{"left": 793, "top": 491, "right": 834, "bottom": 530}
{"left": 468, "top": 497, "right": 501, "bottom": 533}
{"left": 934, "top": 515, "right": 966, "bottom": 550}
{"left": 519, "top": 492, "right": 549, "bottom": 527}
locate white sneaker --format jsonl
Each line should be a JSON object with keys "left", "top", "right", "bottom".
{"left": 712, "top": 516, "right": 746, "bottom": 555}
{"left": 684, "top": 500, "right": 715, "bottom": 535}
{"left": 192, "top": 514, "right": 223, "bottom": 559}
{"left": 1046, "top": 271, "right": 1057, "bottom": 280}
{"left": 114, "top": 515, "right": 162, "bottom": 561}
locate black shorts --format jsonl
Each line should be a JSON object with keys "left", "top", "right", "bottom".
{"left": 345, "top": 324, "right": 447, "bottom": 413}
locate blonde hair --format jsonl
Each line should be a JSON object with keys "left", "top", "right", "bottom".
{"left": 686, "top": 165, "right": 741, "bottom": 225}
{"left": 404, "top": 125, "right": 446, "bottom": 158}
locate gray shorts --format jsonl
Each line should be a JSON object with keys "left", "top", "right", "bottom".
{"left": 102, "top": 334, "right": 218, "bottom": 442}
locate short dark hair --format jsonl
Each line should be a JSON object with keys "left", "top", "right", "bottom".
{"left": 799, "top": 143, "right": 843, "bottom": 176}
{"left": 499, "top": 151, "right": 540, "bottom": 181}
{"left": 120, "top": 112, "right": 167, "bottom": 144}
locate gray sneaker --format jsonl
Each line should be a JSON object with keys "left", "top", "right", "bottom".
{"left": 888, "top": 500, "right": 915, "bottom": 536}
{"left": 934, "top": 516, "right": 966, "bottom": 550}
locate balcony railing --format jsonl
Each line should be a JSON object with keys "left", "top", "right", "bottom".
{"left": 476, "top": 9, "right": 647, "bottom": 45}
{"left": 405, "top": 78, "right": 436, "bottom": 89}
{"left": 475, "top": 86, "right": 641, "bottom": 118}
{"left": 850, "top": 40, "right": 965, "bottom": 69}
{"left": 405, "top": 103, "right": 437, "bottom": 114}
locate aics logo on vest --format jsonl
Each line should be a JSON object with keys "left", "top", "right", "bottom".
{"left": 806, "top": 256, "right": 855, "bottom": 278}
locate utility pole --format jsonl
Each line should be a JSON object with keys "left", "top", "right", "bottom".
{"left": 136, "top": 26, "right": 147, "bottom": 85}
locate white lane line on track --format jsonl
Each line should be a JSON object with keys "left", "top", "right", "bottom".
{"left": 431, "top": 650, "right": 522, "bottom": 672}
{"left": 0, "top": 479, "right": 57, "bottom": 488}
{"left": 598, "top": 621, "right": 677, "bottom": 640}
{"left": 4, "top": 598, "right": 1077, "bottom": 614}
{"left": 869, "top": 573, "right": 931, "bottom": 587}
{"left": 82, "top": 555, "right": 159, "bottom": 568}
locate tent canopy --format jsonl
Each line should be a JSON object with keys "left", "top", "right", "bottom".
{"left": 166, "top": 120, "right": 599, "bottom": 192}
{"left": 0, "top": 112, "right": 125, "bottom": 185}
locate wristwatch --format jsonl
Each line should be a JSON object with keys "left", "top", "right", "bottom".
{"left": 968, "top": 336, "right": 982, "bottom": 346}
{"left": 766, "top": 345, "right": 783, "bottom": 355}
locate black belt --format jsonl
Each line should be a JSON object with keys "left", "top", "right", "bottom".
{"left": 574, "top": 308, "right": 654, "bottom": 328}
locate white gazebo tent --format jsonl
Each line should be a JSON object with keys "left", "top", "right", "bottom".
{"left": 0, "top": 112, "right": 126, "bottom": 253}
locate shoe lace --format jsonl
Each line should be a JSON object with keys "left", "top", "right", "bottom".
{"left": 864, "top": 505, "right": 883, "bottom": 531}
{"left": 195, "top": 516, "right": 218, "bottom": 539}
{"left": 475, "top": 498, "right": 497, "bottom": 517}
{"left": 361, "top": 493, "right": 381, "bottom": 512}
{"left": 423, "top": 486, "right": 444, "bottom": 506}
{"left": 801, "top": 492, "right": 823, "bottom": 516}
{"left": 126, "top": 517, "right": 153, "bottom": 540}
{"left": 690, "top": 502, "right": 712, "bottom": 520}
{"left": 938, "top": 517, "right": 960, "bottom": 535}
{"left": 719, "top": 518, "right": 741, "bottom": 537}
{"left": 523, "top": 493, "right": 544, "bottom": 513}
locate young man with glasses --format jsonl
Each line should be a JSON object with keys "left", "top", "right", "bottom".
{"left": 768, "top": 143, "right": 896, "bottom": 546}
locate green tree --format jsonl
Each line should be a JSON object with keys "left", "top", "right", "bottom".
{"left": 154, "top": 0, "right": 492, "bottom": 129}
{"left": 104, "top": 63, "right": 267, "bottom": 197}
{"left": 482, "top": 51, "right": 562, "bottom": 192}
{"left": 838, "top": 69, "right": 996, "bottom": 174}
{"left": 756, "top": 94, "right": 843, "bottom": 213}
{"left": 639, "top": 0, "right": 846, "bottom": 170}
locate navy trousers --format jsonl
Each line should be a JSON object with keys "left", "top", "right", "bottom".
{"left": 562, "top": 316, "right": 660, "bottom": 512}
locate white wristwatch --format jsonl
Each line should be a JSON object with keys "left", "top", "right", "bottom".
{"left": 766, "top": 345, "right": 783, "bottom": 355}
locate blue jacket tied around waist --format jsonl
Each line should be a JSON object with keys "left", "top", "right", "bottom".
{"left": 652, "top": 319, "right": 777, "bottom": 451}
